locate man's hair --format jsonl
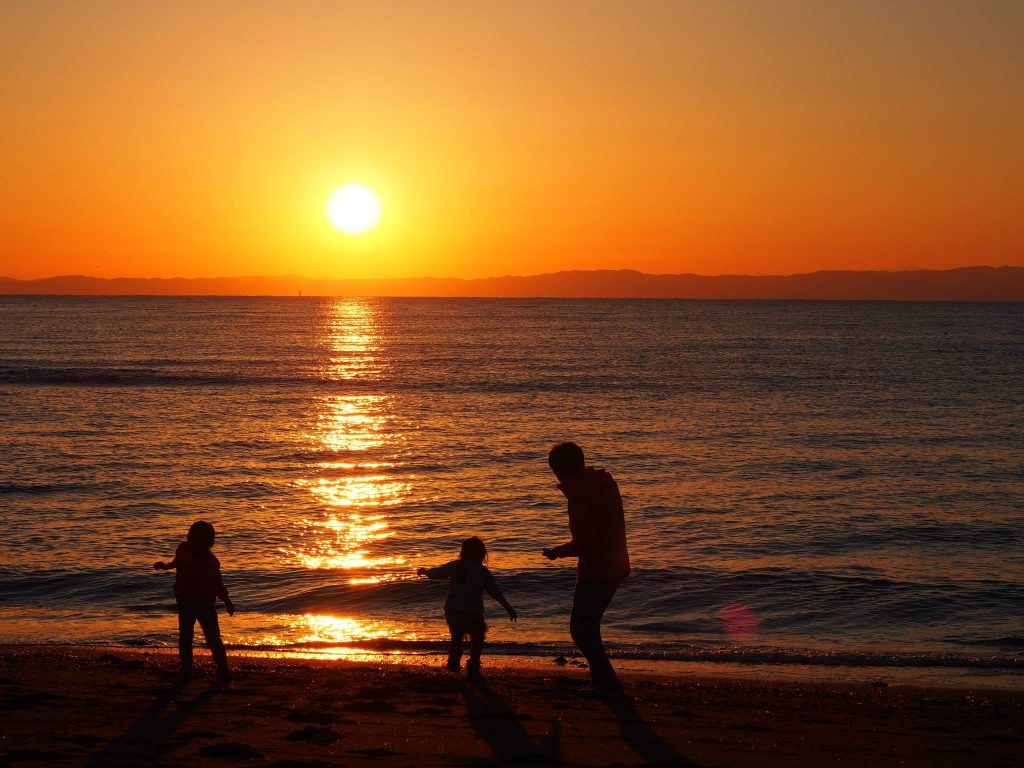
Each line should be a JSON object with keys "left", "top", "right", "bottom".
{"left": 548, "top": 441, "right": 585, "bottom": 480}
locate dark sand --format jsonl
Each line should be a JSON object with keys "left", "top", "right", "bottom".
{"left": 1, "top": 646, "right": 1022, "bottom": 767}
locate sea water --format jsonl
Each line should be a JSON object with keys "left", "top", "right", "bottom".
{"left": 1, "top": 297, "right": 1022, "bottom": 681}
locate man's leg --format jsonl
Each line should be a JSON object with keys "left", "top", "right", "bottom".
{"left": 177, "top": 601, "right": 197, "bottom": 678}
{"left": 570, "top": 580, "right": 621, "bottom": 691}
{"left": 196, "top": 600, "right": 229, "bottom": 677}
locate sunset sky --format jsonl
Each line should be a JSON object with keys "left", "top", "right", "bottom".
{"left": 1, "top": 1, "right": 1022, "bottom": 280}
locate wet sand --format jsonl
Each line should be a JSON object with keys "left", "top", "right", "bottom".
{"left": 1, "top": 646, "right": 1022, "bottom": 767}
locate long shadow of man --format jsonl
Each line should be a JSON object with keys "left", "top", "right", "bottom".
{"left": 463, "top": 681, "right": 561, "bottom": 766}
{"left": 602, "top": 696, "right": 697, "bottom": 767}
{"left": 85, "top": 681, "right": 222, "bottom": 767}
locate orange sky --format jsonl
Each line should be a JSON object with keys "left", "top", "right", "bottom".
{"left": 1, "top": 1, "right": 1022, "bottom": 280}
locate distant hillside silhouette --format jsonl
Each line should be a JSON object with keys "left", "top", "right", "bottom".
{"left": 1, "top": 267, "right": 1023, "bottom": 301}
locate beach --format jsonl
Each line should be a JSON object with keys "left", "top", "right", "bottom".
{"left": 1, "top": 646, "right": 1022, "bottom": 767}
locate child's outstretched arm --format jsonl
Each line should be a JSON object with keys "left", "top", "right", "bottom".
{"left": 215, "top": 568, "right": 236, "bottom": 616}
{"left": 494, "top": 593, "right": 517, "bottom": 622}
{"left": 484, "top": 572, "right": 517, "bottom": 622}
{"left": 153, "top": 555, "right": 178, "bottom": 570}
{"left": 417, "top": 562, "right": 455, "bottom": 580}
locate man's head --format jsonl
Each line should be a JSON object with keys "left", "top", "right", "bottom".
{"left": 548, "top": 441, "right": 585, "bottom": 482}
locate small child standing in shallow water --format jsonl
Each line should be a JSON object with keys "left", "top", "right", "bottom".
{"left": 418, "top": 536, "right": 517, "bottom": 680}
{"left": 154, "top": 520, "right": 236, "bottom": 682}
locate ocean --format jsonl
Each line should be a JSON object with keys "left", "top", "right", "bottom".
{"left": 1, "top": 296, "right": 1022, "bottom": 682}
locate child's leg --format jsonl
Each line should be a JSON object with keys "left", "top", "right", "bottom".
{"left": 466, "top": 619, "right": 486, "bottom": 678}
{"left": 446, "top": 621, "right": 463, "bottom": 671}
{"left": 177, "top": 601, "right": 197, "bottom": 675}
{"left": 195, "top": 600, "right": 228, "bottom": 674}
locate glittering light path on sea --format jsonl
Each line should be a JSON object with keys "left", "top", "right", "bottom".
{"left": 277, "top": 299, "right": 413, "bottom": 644}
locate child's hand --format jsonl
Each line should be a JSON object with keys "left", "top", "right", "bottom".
{"left": 416, "top": 567, "right": 428, "bottom": 577}
{"left": 153, "top": 561, "right": 166, "bottom": 570}
{"left": 541, "top": 548, "right": 557, "bottom": 561}
{"left": 507, "top": 608, "right": 518, "bottom": 622}
{"left": 225, "top": 600, "right": 236, "bottom": 617}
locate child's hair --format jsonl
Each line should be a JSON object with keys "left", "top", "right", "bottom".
{"left": 187, "top": 520, "right": 216, "bottom": 555}
{"left": 456, "top": 536, "right": 487, "bottom": 584}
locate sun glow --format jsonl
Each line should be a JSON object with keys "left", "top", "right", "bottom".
{"left": 326, "top": 183, "right": 382, "bottom": 236}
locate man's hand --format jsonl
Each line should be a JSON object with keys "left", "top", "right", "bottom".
{"left": 225, "top": 600, "right": 236, "bottom": 617}
{"left": 153, "top": 561, "right": 167, "bottom": 570}
{"left": 416, "top": 566, "right": 428, "bottom": 577}
{"left": 541, "top": 548, "right": 558, "bottom": 561}
{"left": 507, "top": 607, "right": 518, "bottom": 622}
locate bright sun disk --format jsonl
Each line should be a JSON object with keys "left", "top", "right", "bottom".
{"left": 326, "top": 183, "right": 381, "bottom": 236}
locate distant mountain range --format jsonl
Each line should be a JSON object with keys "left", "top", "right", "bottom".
{"left": 2, "top": 266, "right": 1023, "bottom": 301}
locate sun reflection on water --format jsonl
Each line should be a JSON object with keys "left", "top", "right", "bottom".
{"left": 287, "top": 299, "right": 408, "bottom": 593}
{"left": 304, "top": 476, "right": 410, "bottom": 508}
{"left": 295, "top": 613, "right": 414, "bottom": 644}
{"left": 233, "top": 614, "right": 418, "bottom": 661}
{"left": 315, "top": 395, "right": 397, "bottom": 453}
{"left": 291, "top": 511, "right": 405, "bottom": 573}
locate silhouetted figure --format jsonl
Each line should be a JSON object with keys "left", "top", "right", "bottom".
{"left": 543, "top": 442, "right": 630, "bottom": 699}
{"left": 418, "top": 536, "right": 517, "bottom": 681}
{"left": 154, "top": 520, "right": 236, "bottom": 682}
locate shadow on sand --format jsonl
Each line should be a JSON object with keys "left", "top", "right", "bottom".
{"left": 463, "top": 681, "right": 561, "bottom": 766}
{"left": 601, "top": 695, "right": 697, "bottom": 767}
{"left": 85, "top": 680, "right": 223, "bottom": 767}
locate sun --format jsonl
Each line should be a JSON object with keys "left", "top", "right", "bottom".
{"left": 326, "top": 183, "right": 382, "bottom": 236}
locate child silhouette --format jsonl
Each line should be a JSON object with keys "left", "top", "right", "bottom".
{"left": 154, "top": 520, "right": 235, "bottom": 682}
{"left": 418, "top": 536, "right": 516, "bottom": 681}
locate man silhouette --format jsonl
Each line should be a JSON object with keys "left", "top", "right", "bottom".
{"left": 542, "top": 442, "right": 630, "bottom": 698}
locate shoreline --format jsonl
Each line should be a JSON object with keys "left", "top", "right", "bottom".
{"left": 2, "top": 646, "right": 1022, "bottom": 767}
{"left": 5, "top": 640, "right": 1023, "bottom": 692}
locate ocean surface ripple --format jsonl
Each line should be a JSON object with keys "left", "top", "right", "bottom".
{"left": 1, "top": 296, "right": 1022, "bottom": 675}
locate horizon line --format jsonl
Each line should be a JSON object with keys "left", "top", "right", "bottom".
{"left": 2, "top": 264, "right": 1020, "bottom": 284}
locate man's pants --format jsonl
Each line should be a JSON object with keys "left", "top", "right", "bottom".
{"left": 177, "top": 597, "right": 228, "bottom": 672}
{"left": 570, "top": 579, "right": 621, "bottom": 690}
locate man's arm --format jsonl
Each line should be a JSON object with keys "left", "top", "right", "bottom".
{"left": 544, "top": 497, "right": 597, "bottom": 560}
{"left": 543, "top": 540, "right": 578, "bottom": 560}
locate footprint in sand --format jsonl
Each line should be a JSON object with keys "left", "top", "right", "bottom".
{"left": 339, "top": 699, "right": 396, "bottom": 713}
{"left": 286, "top": 710, "right": 351, "bottom": 725}
{"left": 287, "top": 726, "right": 343, "bottom": 745}
{"left": 3, "top": 749, "right": 68, "bottom": 762}
{"left": 199, "top": 742, "right": 263, "bottom": 759}
{"left": 406, "top": 706, "right": 452, "bottom": 715}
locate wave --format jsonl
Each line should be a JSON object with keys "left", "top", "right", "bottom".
{"left": 0, "top": 481, "right": 121, "bottom": 495}
{"left": 216, "top": 637, "right": 1024, "bottom": 670}
{"left": 0, "top": 365, "right": 694, "bottom": 393}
